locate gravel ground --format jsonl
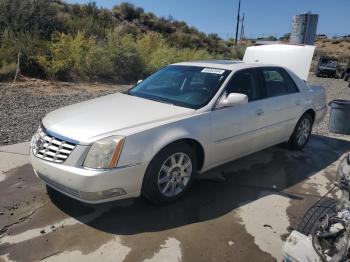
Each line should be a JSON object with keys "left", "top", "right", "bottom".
{"left": 0, "top": 74, "right": 349, "bottom": 146}
{"left": 0, "top": 78, "right": 130, "bottom": 145}
{"left": 308, "top": 74, "right": 350, "bottom": 137}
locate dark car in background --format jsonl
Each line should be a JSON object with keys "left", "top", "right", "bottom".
{"left": 316, "top": 57, "right": 337, "bottom": 78}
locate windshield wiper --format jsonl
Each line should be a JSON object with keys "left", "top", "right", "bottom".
{"left": 145, "top": 97, "right": 173, "bottom": 105}
{"left": 127, "top": 91, "right": 174, "bottom": 105}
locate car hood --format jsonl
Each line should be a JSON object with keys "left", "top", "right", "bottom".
{"left": 42, "top": 93, "right": 194, "bottom": 144}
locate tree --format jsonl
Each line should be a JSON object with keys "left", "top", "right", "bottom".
{"left": 112, "top": 2, "right": 144, "bottom": 21}
{"left": 279, "top": 33, "right": 291, "bottom": 41}
{"left": 266, "top": 35, "right": 277, "bottom": 41}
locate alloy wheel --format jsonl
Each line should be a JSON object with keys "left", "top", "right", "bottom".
{"left": 296, "top": 118, "right": 311, "bottom": 146}
{"left": 157, "top": 152, "right": 192, "bottom": 197}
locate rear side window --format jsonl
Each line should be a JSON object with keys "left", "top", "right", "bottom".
{"left": 261, "top": 68, "right": 288, "bottom": 97}
{"left": 225, "top": 69, "right": 262, "bottom": 102}
{"left": 281, "top": 69, "right": 299, "bottom": 93}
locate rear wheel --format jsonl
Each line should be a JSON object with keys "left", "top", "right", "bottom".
{"left": 288, "top": 113, "right": 313, "bottom": 150}
{"left": 142, "top": 142, "right": 197, "bottom": 204}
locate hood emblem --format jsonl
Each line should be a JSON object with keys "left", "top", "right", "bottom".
{"left": 36, "top": 137, "right": 45, "bottom": 149}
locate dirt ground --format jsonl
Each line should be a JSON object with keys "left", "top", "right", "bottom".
{"left": 0, "top": 135, "right": 349, "bottom": 262}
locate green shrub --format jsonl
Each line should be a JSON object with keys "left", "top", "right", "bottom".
{"left": 86, "top": 30, "right": 144, "bottom": 81}
{"left": 0, "top": 1, "right": 238, "bottom": 82}
{"left": 36, "top": 31, "right": 95, "bottom": 79}
{"left": 136, "top": 32, "right": 213, "bottom": 75}
{"left": 0, "top": 29, "right": 49, "bottom": 77}
{"left": 229, "top": 46, "right": 247, "bottom": 60}
{"left": 0, "top": 62, "right": 16, "bottom": 81}
{"left": 113, "top": 2, "right": 144, "bottom": 21}
{"left": 0, "top": 0, "right": 62, "bottom": 38}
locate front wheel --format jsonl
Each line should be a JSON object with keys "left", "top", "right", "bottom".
{"left": 142, "top": 142, "right": 197, "bottom": 204}
{"left": 288, "top": 113, "right": 313, "bottom": 150}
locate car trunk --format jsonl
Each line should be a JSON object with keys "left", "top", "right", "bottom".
{"left": 243, "top": 44, "right": 315, "bottom": 81}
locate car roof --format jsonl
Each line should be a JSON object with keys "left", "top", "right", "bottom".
{"left": 173, "top": 60, "right": 277, "bottom": 71}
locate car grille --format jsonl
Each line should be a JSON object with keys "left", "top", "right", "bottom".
{"left": 32, "top": 127, "right": 76, "bottom": 163}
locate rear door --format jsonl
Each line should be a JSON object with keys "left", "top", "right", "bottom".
{"left": 253, "top": 67, "right": 298, "bottom": 149}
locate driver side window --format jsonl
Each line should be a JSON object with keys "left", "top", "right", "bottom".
{"left": 225, "top": 69, "right": 261, "bottom": 102}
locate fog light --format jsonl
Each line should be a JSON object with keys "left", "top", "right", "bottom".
{"left": 80, "top": 188, "right": 127, "bottom": 201}
{"left": 102, "top": 188, "right": 127, "bottom": 198}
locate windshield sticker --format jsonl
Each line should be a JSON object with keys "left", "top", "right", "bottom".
{"left": 201, "top": 68, "right": 225, "bottom": 75}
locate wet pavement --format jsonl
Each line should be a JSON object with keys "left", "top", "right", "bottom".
{"left": 0, "top": 135, "right": 349, "bottom": 262}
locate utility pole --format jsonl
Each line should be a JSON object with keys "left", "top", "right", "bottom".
{"left": 240, "top": 12, "right": 245, "bottom": 40}
{"left": 235, "top": 0, "right": 241, "bottom": 45}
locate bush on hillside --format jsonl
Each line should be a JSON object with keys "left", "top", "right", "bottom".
{"left": 0, "top": 62, "right": 16, "bottom": 81}
{"left": 36, "top": 31, "right": 95, "bottom": 79}
{"left": 136, "top": 32, "right": 212, "bottom": 74}
{"left": 0, "top": 0, "right": 62, "bottom": 38}
{"left": 0, "top": 0, "right": 234, "bottom": 82}
{"left": 86, "top": 31, "right": 144, "bottom": 81}
{"left": 0, "top": 29, "right": 49, "bottom": 77}
{"left": 34, "top": 31, "right": 213, "bottom": 81}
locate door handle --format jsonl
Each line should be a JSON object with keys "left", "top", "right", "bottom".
{"left": 256, "top": 109, "right": 264, "bottom": 116}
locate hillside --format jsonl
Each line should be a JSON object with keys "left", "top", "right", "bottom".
{"left": 314, "top": 38, "right": 350, "bottom": 63}
{"left": 0, "top": 0, "right": 241, "bottom": 82}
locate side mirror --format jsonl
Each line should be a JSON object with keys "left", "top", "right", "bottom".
{"left": 216, "top": 93, "right": 248, "bottom": 109}
{"left": 137, "top": 80, "right": 143, "bottom": 84}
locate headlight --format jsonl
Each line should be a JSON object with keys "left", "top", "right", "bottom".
{"left": 83, "top": 136, "right": 125, "bottom": 169}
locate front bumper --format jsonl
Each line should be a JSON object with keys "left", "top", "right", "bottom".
{"left": 317, "top": 68, "right": 336, "bottom": 76}
{"left": 30, "top": 150, "right": 147, "bottom": 204}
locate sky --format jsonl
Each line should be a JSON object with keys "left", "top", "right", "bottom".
{"left": 67, "top": 0, "right": 350, "bottom": 39}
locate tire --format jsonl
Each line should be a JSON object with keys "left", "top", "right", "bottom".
{"left": 141, "top": 142, "right": 197, "bottom": 204}
{"left": 288, "top": 113, "right": 313, "bottom": 150}
{"left": 297, "top": 197, "right": 337, "bottom": 236}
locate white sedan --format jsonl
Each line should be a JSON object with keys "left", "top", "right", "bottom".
{"left": 30, "top": 45, "right": 327, "bottom": 204}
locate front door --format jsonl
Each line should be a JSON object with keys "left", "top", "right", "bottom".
{"left": 208, "top": 68, "right": 264, "bottom": 168}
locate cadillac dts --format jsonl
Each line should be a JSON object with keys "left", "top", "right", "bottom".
{"left": 30, "top": 45, "right": 327, "bottom": 203}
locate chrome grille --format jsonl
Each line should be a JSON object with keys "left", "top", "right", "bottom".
{"left": 32, "top": 127, "right": 76, "bottom": 163}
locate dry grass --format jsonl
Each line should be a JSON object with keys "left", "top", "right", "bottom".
{"left": 314, "top": 39, "right": 350, "bottom": 60}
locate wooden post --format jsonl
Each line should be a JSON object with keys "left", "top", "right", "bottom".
{"left": 13, "top": 51, "right": 21, "bottom": 85}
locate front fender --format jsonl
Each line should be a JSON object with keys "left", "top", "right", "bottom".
{"left": 118, "top": 113, "right": 210, "bottom": 168}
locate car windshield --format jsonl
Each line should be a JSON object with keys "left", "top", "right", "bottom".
{"left": 129, "top": 65, "right": 231, "bottom": 109}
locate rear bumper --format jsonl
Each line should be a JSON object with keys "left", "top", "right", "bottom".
{"left": 30, "top": 150, "right": 147, "bottom": 204}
